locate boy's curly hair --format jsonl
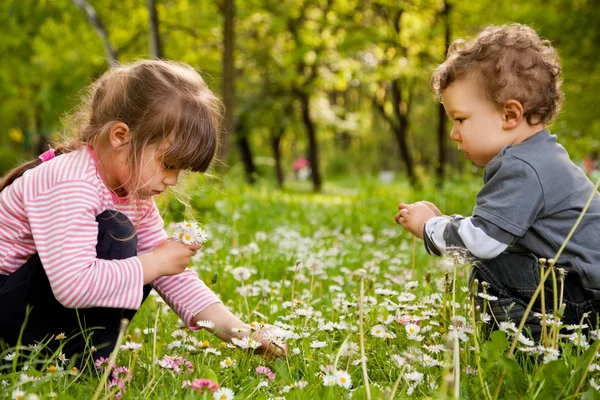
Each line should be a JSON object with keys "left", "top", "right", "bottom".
{"left": 431, "top": 23, "right": 564, "bottom": 125}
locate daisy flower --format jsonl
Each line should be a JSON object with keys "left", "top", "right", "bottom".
{"left": 370, "top": 324, "right": 387, "bottom": 338}
{"left": 213, "top": 388, "right": 235, "bottom": 400}
{"left": 220, "top": 357, "right": 236, "bottom": 369}
{"left": 197, "top": 320, "right": 216, "bottom": 329}
{"left": 334, "top": 370, "right": 352, "bottom": 389}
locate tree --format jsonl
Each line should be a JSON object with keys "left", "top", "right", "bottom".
{"left": 72, "top": 0, "right": 118, "bottom": 65}
{"left": 147, "top": 0, "right": 163, "bottom": 58}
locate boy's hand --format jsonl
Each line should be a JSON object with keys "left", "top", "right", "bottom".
{"left": 421, "top": 201, "right": 443, "bottom": 216}
{"left": 395, "top": 202, "right": 437, "bottom": 239}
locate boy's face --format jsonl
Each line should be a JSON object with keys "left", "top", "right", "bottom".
{"left": 441, "top": 78, "right": 511, "bottom": 167}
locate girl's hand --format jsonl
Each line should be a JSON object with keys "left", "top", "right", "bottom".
{"left": 252, "top": 325, "right": 288, "bottom": 360}
{"left": 140, "top": 239, "right": 201, "bottom": 283}
{"left": 395, "top": 202, "right": 436, "bottom": 239}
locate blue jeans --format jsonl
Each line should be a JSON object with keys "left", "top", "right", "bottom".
{"left": 469, "top": 252, "right": 600, "bottom": 340}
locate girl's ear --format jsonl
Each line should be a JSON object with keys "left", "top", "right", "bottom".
{"left": 502, "top": 100, "right": 524, "bottom": 129}
{"left": 109, "top": 122, "right": 131, "bottom": 150}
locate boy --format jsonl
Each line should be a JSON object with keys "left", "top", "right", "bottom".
{"left": 396, "top": 24, "right": 600, "bottom": 337}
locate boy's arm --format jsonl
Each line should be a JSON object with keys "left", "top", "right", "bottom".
{"left": 423, "top": 215, "right": 514, "bottom": 259}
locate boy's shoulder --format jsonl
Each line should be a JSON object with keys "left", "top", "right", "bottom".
{"left": 496, "top": 130, "right": 569, "bottom": 175}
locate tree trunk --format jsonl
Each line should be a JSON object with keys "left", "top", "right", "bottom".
{"left": 298, "top": 91, "right": 322, "bottom": 192}
{"left": 237, "top": 135, "right": 256, "bottom": 184}
{"left": 390, "top": 79, "right": 417, "bottom": 187}
{"left": 436, "top": 0, "right": 451, "bottom": 187}
{"left": 221, "top": 0, "right": 235, "bottom": 165}
{"left": 147, "top": 0, "right": 162, "bottom": 58}
{"left": 72, "top": 0, "right": 117, "bottom": 65}
{"left": 271, "top": 129, "right": 285, "bottom": 188}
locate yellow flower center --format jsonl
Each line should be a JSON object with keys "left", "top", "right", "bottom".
{"left": 375, "top": 330, "right": 381, "bottom": 334}
{"left": 185, "top": 235, "right": 191, "bottom": 241}
{"left": 225, "top": 360, "right": 231, "bottom": 365}
{"left": 48, "top": 365, "right": 57, "bottom": 372}
{"left": 220, "top": 395, "right": 227, "bottom": 400}
{"left": 341, "top": 377, "right": 346, "bottom": 383}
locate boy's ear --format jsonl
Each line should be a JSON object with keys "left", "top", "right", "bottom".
{"left": 108, "top": 122, "right": 131, "bottom": 150}
{"left": 502, "top": 100, "right": 524, "bottom": 129}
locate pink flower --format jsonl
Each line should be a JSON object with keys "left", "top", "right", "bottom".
{"left": 256, "top": 365, "right": 276, "bottom": 381}
{"left": 95, "top": 356, "right": 113, "bottom": 370}
{"left": 190, "top": 378, "right": 219, "bottom": 393}
{"left": 173, "top": 358, "right": 194, "bottom": 374}
{"left": 158, "top": 355, "right": 194, "bottom": 374}
{"left": 112, "top": 366, "right": 131, "bottom": 383}
{"left": 107, "top": 377, "right": 126, "bottom": 398}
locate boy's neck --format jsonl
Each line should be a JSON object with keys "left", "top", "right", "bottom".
{"left": 510, "top": 122, "right": 545, "bottom": 146}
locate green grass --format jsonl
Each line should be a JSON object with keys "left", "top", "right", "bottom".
{"left": 2, "top": 175, "right": 599, "bottom": 399}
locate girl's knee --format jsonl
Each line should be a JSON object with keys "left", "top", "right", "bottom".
{"left": 95, "top": 210, "right": 138, "bottom": 260}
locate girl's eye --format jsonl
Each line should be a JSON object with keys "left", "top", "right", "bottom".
{"left": 455, "top": 118, "right": 465, "bottom": 124}
{"left": 164, "top": 163, "right": 176, "bottom": 170}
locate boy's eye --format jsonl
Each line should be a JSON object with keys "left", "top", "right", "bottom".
{"left": 455, "top": 118, "right": 465, "bottom": 124}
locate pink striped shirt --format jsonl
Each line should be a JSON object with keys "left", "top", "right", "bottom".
{"left": 0, "top": 146, "right": 221, "bottom": 329}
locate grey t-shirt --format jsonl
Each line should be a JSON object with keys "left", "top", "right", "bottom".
{"left": 473, "top": 129, "right": 600, "bottom": 295}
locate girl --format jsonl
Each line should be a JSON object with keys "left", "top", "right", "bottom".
{"left": 0, "top": 60, "right": 282, "bottom": 364}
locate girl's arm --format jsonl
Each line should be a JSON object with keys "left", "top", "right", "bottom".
{"left": 191, "top": 303, "right": 286, "bottom": 358}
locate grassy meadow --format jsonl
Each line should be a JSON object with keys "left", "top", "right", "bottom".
{"left": 2, "top": 175, "right": 600, "bottom": 399}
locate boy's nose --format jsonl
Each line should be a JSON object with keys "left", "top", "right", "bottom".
{"left": 449, "top": 127, "right": 461, "bottom": 142}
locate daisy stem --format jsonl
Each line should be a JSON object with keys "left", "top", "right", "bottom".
{"left": 290, "top": 260, "right": 300, "bottom": 312}
{"left": 91, "top": 318, "right": 128, "bottom": 400}
{"left": 540, "top": 258, "right": 548, "bottom": 348}
{"left": 389, "top": 366, "right": 407, "bottom": 399}
{"left": 411, "top": 236, "right": 416, "bottom": 280}
{"left": 142, "top": 306, "right": 161, "bottom": 397}
{"left": 358, "top": 278, "right": 371, "bottom": 400}
{"left": 303, "top": 269, "right": 316, "bottom": 329}
{"left": 470, "top": 294, "right": 492, "bottom": 400}
{"left": 551, "top": 262, "right": 560, "bottom": 349}
{"left": 451, "top": 264, "right": 459, "bottom": 399}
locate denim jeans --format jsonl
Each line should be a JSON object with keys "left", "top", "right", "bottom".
{"left": 469, "top": 252, "right": 600, "bottom": 340}
{"left": 0, "top": 210, "right": 151, "bottom": 365}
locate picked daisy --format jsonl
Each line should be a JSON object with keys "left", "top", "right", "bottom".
{"left": 172, "top": 221, "right": 208, "bottom": 245}
{"left": 197, "top": 320, "right": 216, "bottom": 329}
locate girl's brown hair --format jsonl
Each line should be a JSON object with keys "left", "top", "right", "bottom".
{"left": 431, "top": 23, "right": 563, "bottom": 126}
{"left": 0, "top": 59, "right": 222, "bottom": 195}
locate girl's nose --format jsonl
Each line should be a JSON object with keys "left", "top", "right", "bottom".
{"left": 163, "top": 170, "right": 179, "bottom": 186}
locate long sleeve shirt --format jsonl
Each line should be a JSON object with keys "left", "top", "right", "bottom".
{"left": 0, "top": 146, "right": 221, "bottom": 329}
{"left": 423, "top": 130, "right": 600, "bottom": 295}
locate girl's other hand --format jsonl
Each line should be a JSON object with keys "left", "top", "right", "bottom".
{"left": 140, "top": 239, "right": 200, "bottom": 283}
{"left": 252, "top": 325, "right": 288, "bottom": 360}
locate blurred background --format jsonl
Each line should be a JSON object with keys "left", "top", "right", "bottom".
{"left": 1, "top": 0, "right": 599, "bottom": 192}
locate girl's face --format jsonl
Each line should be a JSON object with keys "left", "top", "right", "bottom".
{"left": 133, "top": 142, "right": 180, "bottom": 199}
{"left": 106, "top": 138, "right": 180, "bottom": 200}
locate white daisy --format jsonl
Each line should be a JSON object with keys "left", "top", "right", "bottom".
{"left": 334, "top": 370, "right": 352, "bottom": 389}
{"left": 197, "top": 320, "right": 216, "bottom": 329}
{"left": 213, "top": 387, "right": 235, "bottom": 400}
